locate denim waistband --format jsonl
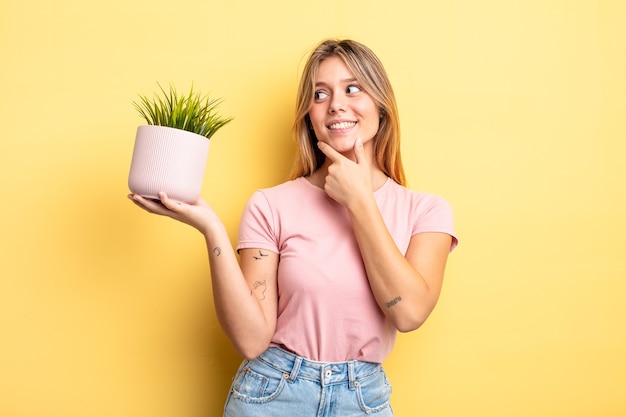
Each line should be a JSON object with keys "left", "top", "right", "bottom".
{"left": 257, "top": 347, "right": 382, "bottom": 388}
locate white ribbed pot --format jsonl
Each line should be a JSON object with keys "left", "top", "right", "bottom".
{"left": 128, "top": 125, "right": 210, "bottom": 204}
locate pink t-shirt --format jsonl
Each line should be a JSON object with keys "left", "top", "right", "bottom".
{"left": 237, "top": 177, "right": 457, "bottom": 363}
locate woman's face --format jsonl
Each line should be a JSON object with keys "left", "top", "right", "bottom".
{"left": 308, "top": 56, "right": 381, "bottom": 156}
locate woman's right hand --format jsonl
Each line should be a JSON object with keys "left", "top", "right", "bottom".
{"left": 128, "top": 192, "right": 219, "bottom": 236}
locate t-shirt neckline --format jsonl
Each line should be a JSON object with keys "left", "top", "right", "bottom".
{"left": 299, "top": 176, "right": 391, "bottom": 195}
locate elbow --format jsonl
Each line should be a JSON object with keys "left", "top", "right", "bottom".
{"left": 232, "top": 335, "right": 272, "bottom": 360}
{"left": 393, "top": 309, "right": 433, "bottom": 333}
{"left": 395, "top": 318, "right": 425, "bottom": 333}
{"left": 238, "top": 344, "right": 269, "bottom": 360}
{"left": 222, "top": 321, "right": 275, "bottom": 360}
{"left": 392, "top": 296, "right": 440, "bottom": 332}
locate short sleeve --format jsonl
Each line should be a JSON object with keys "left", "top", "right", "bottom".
{"left": 237, "top": 191, "right": 280, "bottom": 254}
{"left": 413, "top": 194, "right": 458, "bottom": 251}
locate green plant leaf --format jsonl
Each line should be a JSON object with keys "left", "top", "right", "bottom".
{"left": 132, "top": 83, "right": 233, "bottom": 139}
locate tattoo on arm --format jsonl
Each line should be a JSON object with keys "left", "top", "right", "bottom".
{"left": 385, "top": 296, "right": 402, "bottom": 308}
{"left": 252, "top": 250, "right": 269, "bottom": 260}
{"left": 251, "top": 280, "right": 267, "bottom": 300}
{"left": 212, "top": 247, "right": 221, "bottom": 257}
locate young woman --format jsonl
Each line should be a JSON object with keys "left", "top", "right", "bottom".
{"left": 129, "top": 39, "right": 457, "bottom": 417}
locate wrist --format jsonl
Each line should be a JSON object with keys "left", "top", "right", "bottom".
{"left": 200, "top": 217, "right": 227, "bottom": 242}
{"left": 345, "top": 191, "right": 377, "bottom": 215}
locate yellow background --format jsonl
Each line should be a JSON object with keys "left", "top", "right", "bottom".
{"left": 1, "top": 0, "right": 625, "bottom": 416}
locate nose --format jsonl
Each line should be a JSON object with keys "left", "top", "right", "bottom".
{"left": 329, "top": 95, "right": 345, "bottom": 113}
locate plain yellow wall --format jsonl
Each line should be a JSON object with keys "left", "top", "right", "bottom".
{"left": 1, "top": 0, "right": 624, "bottom": 416}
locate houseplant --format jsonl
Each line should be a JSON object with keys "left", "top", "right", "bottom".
{"left": 128, "top": 83, "right": 233, "bottom": 203}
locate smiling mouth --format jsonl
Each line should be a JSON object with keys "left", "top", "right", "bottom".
{"left": 328, "top": 121, "right": 356, "bottom": 130}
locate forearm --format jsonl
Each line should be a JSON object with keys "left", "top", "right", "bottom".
{"left": 347, "top": 197, "right": 439, "bottom": 332}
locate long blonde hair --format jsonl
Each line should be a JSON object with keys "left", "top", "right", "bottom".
{"left": 290, "top": 39, "right": 405, "bottom": 185}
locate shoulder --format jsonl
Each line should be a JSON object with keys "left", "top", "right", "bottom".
{"left": 380, "top": 179, "right": 457, "bottom": 248}
{"left": 380, "top": 179, "right": 453, "bottom": 214}
{"left": 244, "top": 177, "right": 319, "bottom": 212}
{"left": 252, "top": 177, "right": 309, "bottom": 198}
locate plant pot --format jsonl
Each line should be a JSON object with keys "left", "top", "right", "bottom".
{"left": 128, "top": 125, "right": 210, "bottom": 204}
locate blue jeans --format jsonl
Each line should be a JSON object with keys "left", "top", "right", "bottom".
{"left": 223, "top": 347, "right": 393, "bottom": 416}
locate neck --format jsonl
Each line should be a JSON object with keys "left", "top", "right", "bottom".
{"left": 307, "top": 165, "right": 388, "bottom": 191}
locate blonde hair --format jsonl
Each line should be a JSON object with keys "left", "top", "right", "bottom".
{"left": 290, "top": 39, "right": 405, "bottom": 185}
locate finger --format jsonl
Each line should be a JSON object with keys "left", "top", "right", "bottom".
{"left": 128, "top": 194, "right": 145, "bottom": 209}
{"left": 317, "top": 141, "right": 344, "bottom": 162}
{"left": 158, "top": 192, "right": 184, "bottom": 211}
{"left": 128, "top": 194, "right": 166, "bottom": 214}
{"left": 196, "top": 197, "right": 210, "bottom": 208}
{"left": 353, "top": 137, "right": 364, "bottom": 164}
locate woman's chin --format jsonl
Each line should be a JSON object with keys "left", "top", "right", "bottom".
{"left": 326, "top": 137, "right": 358, "bottom": 152}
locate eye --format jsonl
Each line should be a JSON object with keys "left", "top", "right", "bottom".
{"left": 314, "top": 90, "right": 329, "bottom": 100}
{"left": 346, "top": 85, "right": 361, "bottom": 94}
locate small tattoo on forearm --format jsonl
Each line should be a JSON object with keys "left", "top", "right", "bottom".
{"left": 252, "top": 250, "right": 269, "bottom": 260}
{"left": 385, "top": 296, "right": 402, "bottom": 308}
{"left": 251, "top": 280, "right": 267, "bottom": 300}
{"left": 212, "top": 247, "right": 221, "bottom": 257}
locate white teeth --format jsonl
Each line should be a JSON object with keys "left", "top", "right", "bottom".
{"left": 329, "top": 121, "right": 356, "bottom": 130}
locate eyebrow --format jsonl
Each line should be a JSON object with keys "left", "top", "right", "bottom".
{"left": 315, "top": 78, "right": 358, "bottom": 87}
